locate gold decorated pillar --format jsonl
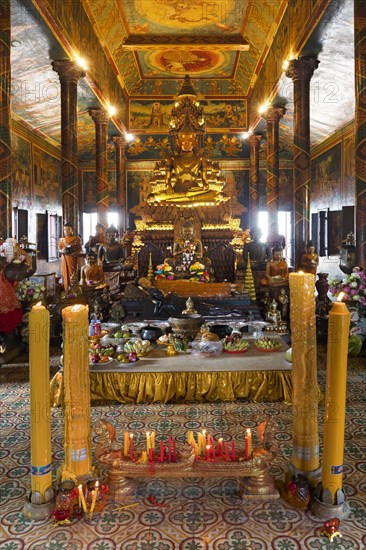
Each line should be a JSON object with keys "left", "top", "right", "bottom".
{"left": 248, "top": 134, "right": 262, "bottom": 229}
{"left": 355, "top": 0, "right": 366, "bottom": 268}
{"left": 89, "top": 109, "right": 109, "bottom": 228}
{"left": 61, "top": 305, "right": 93, "bottom": 480}
{"left": 52, "top": 60, "right": 85, "bottom": 232}
{"left": 112, "top": 135, "right": 127, "bottom": 233}
{"left": 286, "top": 57, "right": 319, "bottom": 269}
{"left": 289, "top": 272, "right": 320, "bottom": 479}
{"left": 263, "top": 105, "right": 285, "bottom": 240}
{"left": 0, "top": 0, "right": 12, "bottom": 238}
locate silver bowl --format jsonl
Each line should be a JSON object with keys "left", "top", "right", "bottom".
{"left": 168, "top": 314, "right": 204, "bottom": 340}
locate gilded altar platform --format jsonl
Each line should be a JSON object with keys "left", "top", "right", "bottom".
{"left": 154, "top": 279, "right": 234, "bottom": 297}
{"left": 50, "top": 344, "right": 296, "bottom": 406}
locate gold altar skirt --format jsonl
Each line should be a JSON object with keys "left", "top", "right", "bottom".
{"left": 51, "top": 369, "right": 295, "bottom": 406}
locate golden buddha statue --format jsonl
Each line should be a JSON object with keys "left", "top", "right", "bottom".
{"left": 262, "top": 247, "right": 289, "bottom": 286}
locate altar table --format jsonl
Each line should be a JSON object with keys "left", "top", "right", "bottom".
{"left": 51, "top": 345, "right": 295, "bottom": 405}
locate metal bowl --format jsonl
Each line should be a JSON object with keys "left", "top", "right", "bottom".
{"left": 208, "top": 324, "right": 233, "bottom": 339}
{"left": 168, "top": 314, "right": 204, "bottom": 340}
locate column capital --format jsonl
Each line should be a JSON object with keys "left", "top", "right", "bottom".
{"left": 52, "top": 59, "right": 86, "bottom": 84}
{"left": 285, "top": 56, "right": 320, "bottom": 83}
{"left": 248, "top": 134, "right": 262, "bottom": 148}
{"left": 112, "top": 135, "right": 127, "bottom": 148}
{"left": 89, "top": 108, "right": 109, "bottom": 126}
{"left": 263, "top": 105, "right": 286, "bottom": 124}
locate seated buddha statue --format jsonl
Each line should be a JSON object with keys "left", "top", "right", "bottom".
{"left": 98, "top": 225, "right": 125, "bottom": 272}
{"left": 147, "top": 127, "right": 228, "bottom": 207}
{"left": 79, "top": 253, "right": 105, "bottom": 287}
{"left": 300, "top": 241, "right": 319, "bottom": 276}
{"left": 172, "top": 221, "right": 203, "bottom": 266}
{"left": 262, "top": 246, "right": 289, "bottom": 286}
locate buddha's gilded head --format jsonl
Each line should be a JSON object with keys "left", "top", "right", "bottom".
{"left": 181, "top": 221, "right": 195, "bottom": 239}
{"left": 178, "top": 132, "right": 196, "bottom": 153}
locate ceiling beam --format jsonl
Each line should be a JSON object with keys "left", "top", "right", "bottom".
{"left": 122, "top": 35, "right": 250, "bottom": 52}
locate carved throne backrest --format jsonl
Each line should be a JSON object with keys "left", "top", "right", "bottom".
{"left": 138, "top": 242, "right": 165, "bottom": 277}
{"left": 209, "top": 243, "right": 236, "bottom": 283}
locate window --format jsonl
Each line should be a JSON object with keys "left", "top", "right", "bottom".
{"left": 47, "top": 211, "right": 60, "bottom": 262}
{"left": 258, "top": 210, "right": 293, "bottom": 264}
{"left": 83, "top": 212, "right": 98, "bottom": 246}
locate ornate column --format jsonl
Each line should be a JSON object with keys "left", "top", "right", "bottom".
{"left": 286, "top": 57, "right": 319, "bottom": 269}
{"left": 355, "top": 0, "right": 366, "bottom": 268}
{"left": 0, "top": 0, "right": 12, "bottom": 238}
{"left": 52, "top": 60, "right": 85, "bottom": 232}
{"left": 89, "top": 109, "right": 109, "bottom": 228}
{"left": 248, "top": 134, "right": 262, "bottom": 229}
{"left": 112, "top": 135, "right": 127, "bottom": 233}
{"left": 264, "top": 105, "right": 286, "bottom": 241}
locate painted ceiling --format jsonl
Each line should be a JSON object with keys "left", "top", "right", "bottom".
{"left": 9, "top": 0, "right": 355, "bottom": 159}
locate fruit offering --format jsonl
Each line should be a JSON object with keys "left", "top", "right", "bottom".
{"left": 117, "top": 352, "right": 139, "bottom": 363}
{"left": 255, "top": 336, "right": 282, "bottom": 351}
{"left": 89, "top": 343, "right": 115, "bottom": 363}
{"left": 110, "top": 330, "right": 131, "bottom": 339}
{"left": 222, "top": 335, "right": 250, "bottom": 352}
{"left": 124, "top": 338, "right": 153, "bottom": 356}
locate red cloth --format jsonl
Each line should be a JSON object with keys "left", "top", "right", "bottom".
{"left": 0, "top": 274, "right": 22, "bottom": 333}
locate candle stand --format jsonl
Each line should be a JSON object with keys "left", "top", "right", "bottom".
{"left": 94, "top": 419, "right": 279, "bottom": 502}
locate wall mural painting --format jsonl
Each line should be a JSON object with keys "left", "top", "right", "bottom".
{"left": 12, "top": 134, "right": 32, "bottom": 207}
{"left": 311, "top": 142, "right": 342, "bottom": 211}
{"left": 83, "top": 171, "right": 97, "bottom": 213}
{"left": 127, "top": 170, "right": 155, "bottom": 229}
{"left": 342, "top": 134, "right": 355, "bottom": 205}
{"left": 130, "top": 100, "right": 247, "bottom": 132}
{"left": 126, "top": 133, "right": 245, "bottom": 161}
{"left": 32, "top": 146, "right": 61, "bottom": 209}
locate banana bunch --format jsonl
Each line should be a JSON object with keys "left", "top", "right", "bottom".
{"left": 255, "top": 336, "right": 282, "bottom": 351}
{"left": 222, "top": 338, "right": 249, "bottom": 351}
{"left": 124, "top": 338, "right": 153, "bottom": 356}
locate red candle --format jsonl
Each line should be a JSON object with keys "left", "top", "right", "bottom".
{"left": 207, "top": 434, "right": 213, "bottom": 447}
{"left": 129, "top": 433, "right": 134, "bottom": 461}
{"left": 173, "top": 438, "right": 177, "bottom": 462}
{"left": 225, "top": 441, "right": 230, "bottom": 461}
{"left": 217, "top": 438, "right": 223, "bottom": 457}
{"left": 231, "top": 441, "right": 236, "bottom": 461}
{"left": 210, "top": 444, "right": 216, "bottom": 461}
{"left": 168, "top": 436, "right": 172, "bottom": 462}
{"left": 159, "top": 440, "right": 165, "bottom": 462}
{"left": 205, "top": 445, "right": 211, "bottom": 461}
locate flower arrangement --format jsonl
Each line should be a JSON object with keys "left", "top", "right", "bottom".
{"left": 189, "top": 261, "right": 210, "bottom": 282}
{"left": 155, "top": 263, "right": 174, "bottom": 280}
{"left": 15, "top": 279, "right": 45, "bottom": 302}
{"left": 328, "top": 267, "right": 366, "bottom": 307}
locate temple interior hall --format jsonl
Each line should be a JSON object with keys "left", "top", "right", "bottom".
{"left": 0, "top": 0, "right": 365, "bottom": 548}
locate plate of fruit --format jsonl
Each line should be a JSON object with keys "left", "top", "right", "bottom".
{"left": 116, "top": 351, "right": 139, "bottom": 365}
{"left": 255, "top": 336, "right": 282, "bottom": 352}
{"left": 124, "top": 338, "right": 153, "bottom": 357}
{"left": 222, "top": 333, "right": 250, "bottom": 353}
{"left": 89, "top": 343, "right": 116, "bottom": 364}
{"left": 89, "top": 355, "right": 114, "bottom": 366}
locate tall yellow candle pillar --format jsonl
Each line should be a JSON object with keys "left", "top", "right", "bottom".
{"left": 289, "top": 272, "right": 320, "bottom": 475}
{"left": 29, "top": 303, "right": 52, "bottom": 499}
{"left": 310, "top": 297, "right": 351, "bottom": 518}
{"left": 61, "top": 305, "right": 92, "bottom": 480}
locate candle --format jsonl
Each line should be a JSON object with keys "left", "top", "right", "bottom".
{"left": 245, "top": 429, "right": 252, "bottom": 460}
{"left": 225, "top": 441, "right": 230, "bottom": 461}
{"left": 129, "top": 433, "right": 134, "bottom": 461}
{"left": 29, "top": 303, "right": 52, "bottom": 500}
{"left": 146, "top": 432, "right": 151, "bottom": 451}
{"left": 78, "top": 484, "right": 87, "bottom": 513}
{"left": 168, "top": 436, "right": 172, "bottom": 462}
{"left": 123, "top": 431, "right": 129, "bottom": 457}
{"left": 202, "top": 430, "right": 207, "bottom": 449}
{"left": 289, "top": 272, "right": 319, "bottom": 473}
{"left": 151, "top": 431, "right": 155, "bottom": 450}
{"left": 159, "top": 440, "right": 165, "bottom": 462}
{"left": 210, "top": 444, "right": 216, "bottom": 461}
{"left": 321, "top": 297, "right": 350, "bottom": 503}
{"left": 231, "top": 441, "right": 236, "bottom": 462}
{"left": 197, "top": 433, "right": 202, "bottom": 455}
{"left": 187, "top": 430, "right": 193, "bottom": 444}
{"left": 217, "top": 438, "right": 223, "bottom": 457}
{"left": 89, "top": 481, "right": 99, "bottom": 518}
{"left": 62, "top": 305, "right": 92, "bottom": 477}
{"left": 206, "top": 445, "right": 211, "bottom": 461}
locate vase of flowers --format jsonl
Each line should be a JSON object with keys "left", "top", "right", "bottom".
{"left": 189, "top": 262, "right": 210, "bottom": 282}
{"left": 328, "top": 267, "right": 366, "bottom": 356}
{"left": 155, "top": 263, "right": 174, "bottom": 280}
{"left": 15, "top": 279, "right": 45, "bottom": 304}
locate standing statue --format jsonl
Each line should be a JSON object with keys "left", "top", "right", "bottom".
{"left": 85, "top": 222, "right": 106, "bottom": 256}
{"left": 59, "top": 223, "right": 82, "bottom": 290}
{"left": 300, "top": 241, "right": 319, "bottom": 276}
{"left": 98, "top": 225, "right": 125, "bottom": 271}
{"left": 0, "top": 247, "right": 35, "bottom": 364}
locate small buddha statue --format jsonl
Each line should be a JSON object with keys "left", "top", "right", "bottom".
{"left": 263, "top": 246, "right": 289, "bottom": 286}
{"left": 300, "top": 241, "right": 319, "bottom": 276}
{"left": 172, "top": 220, "right": 203, "bottom": 267}
{"left": 277, "top": 288, "right": 289, "bottom": 321}
{"left": 98, "top": 225, "right": 125, "bottom": 271}
{"left": 266, "top": 299, "right": 281, "bottom": 326}
{"left": 79, "top": 253, "right": 105, "bottom": 287}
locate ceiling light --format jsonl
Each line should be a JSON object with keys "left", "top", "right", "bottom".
{"left": 258, "top": 103, "right": 269, "bottom": 114}
{"left": 241, "top": 131, "right": 252, "bottom": 139}
{"left": 75, "top": 55, "right": 88, "bottom": 71}
{"left": 125, "top": 133, "right": 134, "bottom": 142}
{"left": 107, "top": 105, "right": 117, "bottom": 117}
{"left": 282, "top": 60, "right": 290, "bottom": 70}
